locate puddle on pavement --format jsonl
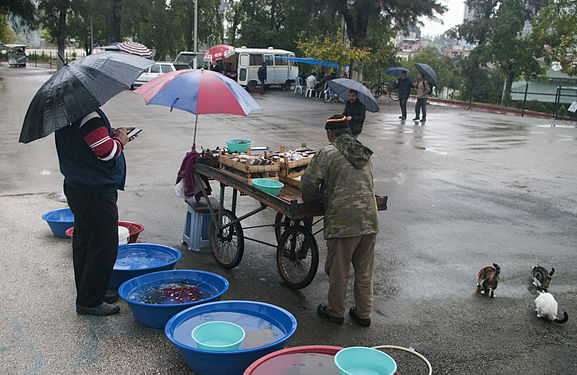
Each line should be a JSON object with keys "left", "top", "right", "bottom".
{"left": 538, "top": 124, "right": 576, "bottom": 128}
{"left": 47, "top": 191, "right": 67, "bottom": 203}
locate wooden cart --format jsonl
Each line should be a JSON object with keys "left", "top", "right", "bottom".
{"left": 194, "top": 162, "right": 387, "bottom": 289}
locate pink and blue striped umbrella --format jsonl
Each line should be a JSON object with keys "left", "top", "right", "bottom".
{"left": 135, "top": 69, "right": 261, "bottom": 149}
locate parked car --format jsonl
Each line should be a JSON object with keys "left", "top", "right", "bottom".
{"left": 132, "top": 62, "right": 175, "bottom": 88}
{"left": 6, "top": 45, "right": 27, "bottom": 68}
{"left": 173, "top": 51, "right": 205, "bottom": 70}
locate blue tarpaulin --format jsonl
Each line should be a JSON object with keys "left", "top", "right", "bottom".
{"left": 275, "top": 56, "right": 342, "bottom": 68}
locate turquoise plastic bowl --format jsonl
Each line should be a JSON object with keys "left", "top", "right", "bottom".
{"left": 252, "top": 179, "right": 284, "bottom": 196}
{"left": 191, "top": 321, "right": 246, "bottom": 352}
{"left": 227, "top": 139, "right": 252, "bottom": 153}
{"left": 334, "top": 347, "right": 397, "bottom": 375}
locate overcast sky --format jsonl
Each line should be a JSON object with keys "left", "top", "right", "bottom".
{"left": 419, "top": 0, "right": 466, "bottom": 38}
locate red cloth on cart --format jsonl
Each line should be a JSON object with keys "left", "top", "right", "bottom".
{"left": 176, "top": 151, "right": 212, "bottom": 201}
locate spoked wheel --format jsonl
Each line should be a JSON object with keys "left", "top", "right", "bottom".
{"left": 209, "top": 209, "right": 244, "bottom": 269}
{"left": 371, "top": 84, "right": 385, "bottom": 98}
{"left": 274, "top": 212, "right": 300, "bottom": 242}
{"left": 276, "top": 224, "right": 319, "bottom": 289}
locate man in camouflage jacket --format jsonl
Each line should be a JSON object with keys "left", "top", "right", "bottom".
{"left": 301, "top": 114, "right": 379, "bottom": 327}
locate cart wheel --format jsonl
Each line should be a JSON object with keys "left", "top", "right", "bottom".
{"left": 274, "top": 213, "right": 294, "bottom": 242}
{"left": 209, "top": 209, "right": 244, "bottom": 269}
{"left": 276, "top": 224, "right": 319, "bottom": 289}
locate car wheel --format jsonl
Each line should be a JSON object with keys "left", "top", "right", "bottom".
{"left": 247, "top": 81, "right": 257, "bottom": 92}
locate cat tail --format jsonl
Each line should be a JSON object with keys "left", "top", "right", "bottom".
{"left": 492, "top": 263, "right": 501, "bottom": 275}
{"left": 554, "top": 311, "right": 568, "bottom": 324}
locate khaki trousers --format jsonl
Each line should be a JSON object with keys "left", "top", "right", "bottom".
{"left": 325, "top": 233, "right": 376, "bottom": 319}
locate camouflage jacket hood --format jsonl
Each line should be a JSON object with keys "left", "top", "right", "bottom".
{"left": 332, "top": 134, "right": 373, "bottom": 169}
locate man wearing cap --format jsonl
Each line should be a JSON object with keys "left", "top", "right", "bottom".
{"left": 301, "top": 115, "right": 379, "bottom": 327}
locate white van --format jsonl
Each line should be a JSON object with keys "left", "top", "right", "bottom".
{"left": 217, "top": 47, "right": 299, "bottom": 92}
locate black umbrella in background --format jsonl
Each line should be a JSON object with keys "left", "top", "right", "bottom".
{"left": 19, "top": 52, "right": 153, "bottom": 144}
{"left": 384, "top": 67, "right": 411, "bottom": 76}
{"left": 415, "top": 63, "right": 438, "bottom": 86}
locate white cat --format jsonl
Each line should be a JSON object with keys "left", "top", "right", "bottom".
{"left": 534, "top": 291, "right": 568, "bottom": 324}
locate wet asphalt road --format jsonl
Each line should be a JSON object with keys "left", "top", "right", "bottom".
{"left": 1, "top": 65, "right": 576, "bottom": 374}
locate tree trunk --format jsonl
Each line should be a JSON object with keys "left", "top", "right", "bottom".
{"left": 110, "top": 0, "right": 121, "bottom": 43}
{"left": 186, "top": 4, "right": 193, "bottom": 51}
{"left": 270, "top": 0, "right": 276, "bottom": 31}
{"left": 56, "top": 9, "right": 67, "bottom": 70}
{"left": 502, "top": 72, "right": 514, "bottom": 106}
{"left": 227, "top": 3, "right": 242, "bottom": 45}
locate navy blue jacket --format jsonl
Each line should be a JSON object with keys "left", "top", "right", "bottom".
{"left": 394, "top": 77, "right": 413, "bottom": 99}
{"left": 55, "top": 109, "right": 126, "bottom": 192}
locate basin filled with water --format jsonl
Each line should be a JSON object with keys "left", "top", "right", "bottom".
{"left": 109, "top": 243, "right": 181, "bottom": 290}
{"left": 165, "top": 300, "right": 297, "bottom": 375}
{"left": 119, "top": 269, "right": 229, "bottom": 329}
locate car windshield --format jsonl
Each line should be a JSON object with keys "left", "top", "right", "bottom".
{"left": 161, "top": 65, "right": 173, "bottom": 73}
{"left": 174, "top": 54, "right": 194, "bottom": 64}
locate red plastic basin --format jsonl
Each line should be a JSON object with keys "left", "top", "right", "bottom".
{"left": 65, "top": 221, "right": 144, "bottom": 243}
{"left": 245, "top": 345, "right": 400, "bottom": 375}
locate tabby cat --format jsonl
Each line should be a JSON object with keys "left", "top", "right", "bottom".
{"left": 477, "top": 263, "right": 500, "bottom": 298}
{"left": 531, "top": 264, "right": 555, "bottom": 292}
{"left": 534, "top": 291, "right": 568, "bottom": 324}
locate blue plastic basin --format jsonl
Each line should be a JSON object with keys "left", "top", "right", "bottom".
{"left": 42, "top": 208, "right": 74, "bottom": 238}
{"left": 118, "top": 269, "right": 229, "bottom": 329}
{"left": 109, "top": 243, "right": 182, "bottom": 290}
{"left": 334, "top": 347, "right": 397, "bottom": 375}
{"left": 192, "top": 321, "right": 245, "bottom": 351}
{"left": 165, "top": 300, "right": 298, "bottom": 375}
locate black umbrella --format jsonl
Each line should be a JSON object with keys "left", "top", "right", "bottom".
{"left": 19, "top": 52, "right": 153, "bottom": 144}
{"left": 327, "top": 78, "right": 379, "bottom": 112}
{"left": 415, "top": 63, "right": 437, "bottom": 86}
{"left": 384, "top": 67, "right": 411, "bottom": 76}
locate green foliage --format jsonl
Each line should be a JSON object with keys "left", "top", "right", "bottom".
{"left": 40, "top": 28, "right": 55, "bottom": 44}
{"left": 511, "top": 100, "right": 554, "bottom": 114}
{"left": 0, "top": 14, "right": 18, "bottom": 43}
{"left": 531, "top": 0, "right": 577, "bottom": 76}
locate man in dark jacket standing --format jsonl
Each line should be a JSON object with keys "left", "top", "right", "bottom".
{"left": 56, "top": 108, "right": 136, "bottom": 316}
{"left": 257, "top": 62, "right": 267, "bottom": 94}
{"left": 342, "top": 90, "right": 366, "bottom": 138}
{"left": 394, "top": 71, "right": 412, "bottom": 119}
{"left": 301, "top": 114, "right": 379, "bottom": 327}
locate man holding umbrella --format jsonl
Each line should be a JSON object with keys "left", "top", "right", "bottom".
{"left": 19, "top": 52, "right": 153, "bottom": 316}
{"left": 413, "top": 73, "right": 430, "bottom": 122}
{"left": 57, "top": 109, "right": 138, "bottom": 316}
{"left": 343, "top": 90, "right": 366, "bottom": 138}
{"left": 394, "top": 71, "right": 412, "bottom": 120}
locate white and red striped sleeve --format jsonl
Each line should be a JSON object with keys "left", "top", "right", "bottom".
{"left": 78, "top": 112, "right": 123, "bottom": 161}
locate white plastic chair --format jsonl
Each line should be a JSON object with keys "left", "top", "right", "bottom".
{"left": 293, "top": 76, "right": 305, "bottom": 95}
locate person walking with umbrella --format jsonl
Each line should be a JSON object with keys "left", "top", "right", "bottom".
{"left": 394, "top": 71, "right": 412, "bottom": 120}
{"left": 413, "top": 73, "right": 430, "bottom": 122}
{"left": 343, "top": 89, "right": 366, "bottom": 138}
{"left": 258, "top": 62, "right": 267, "bottom": 94}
